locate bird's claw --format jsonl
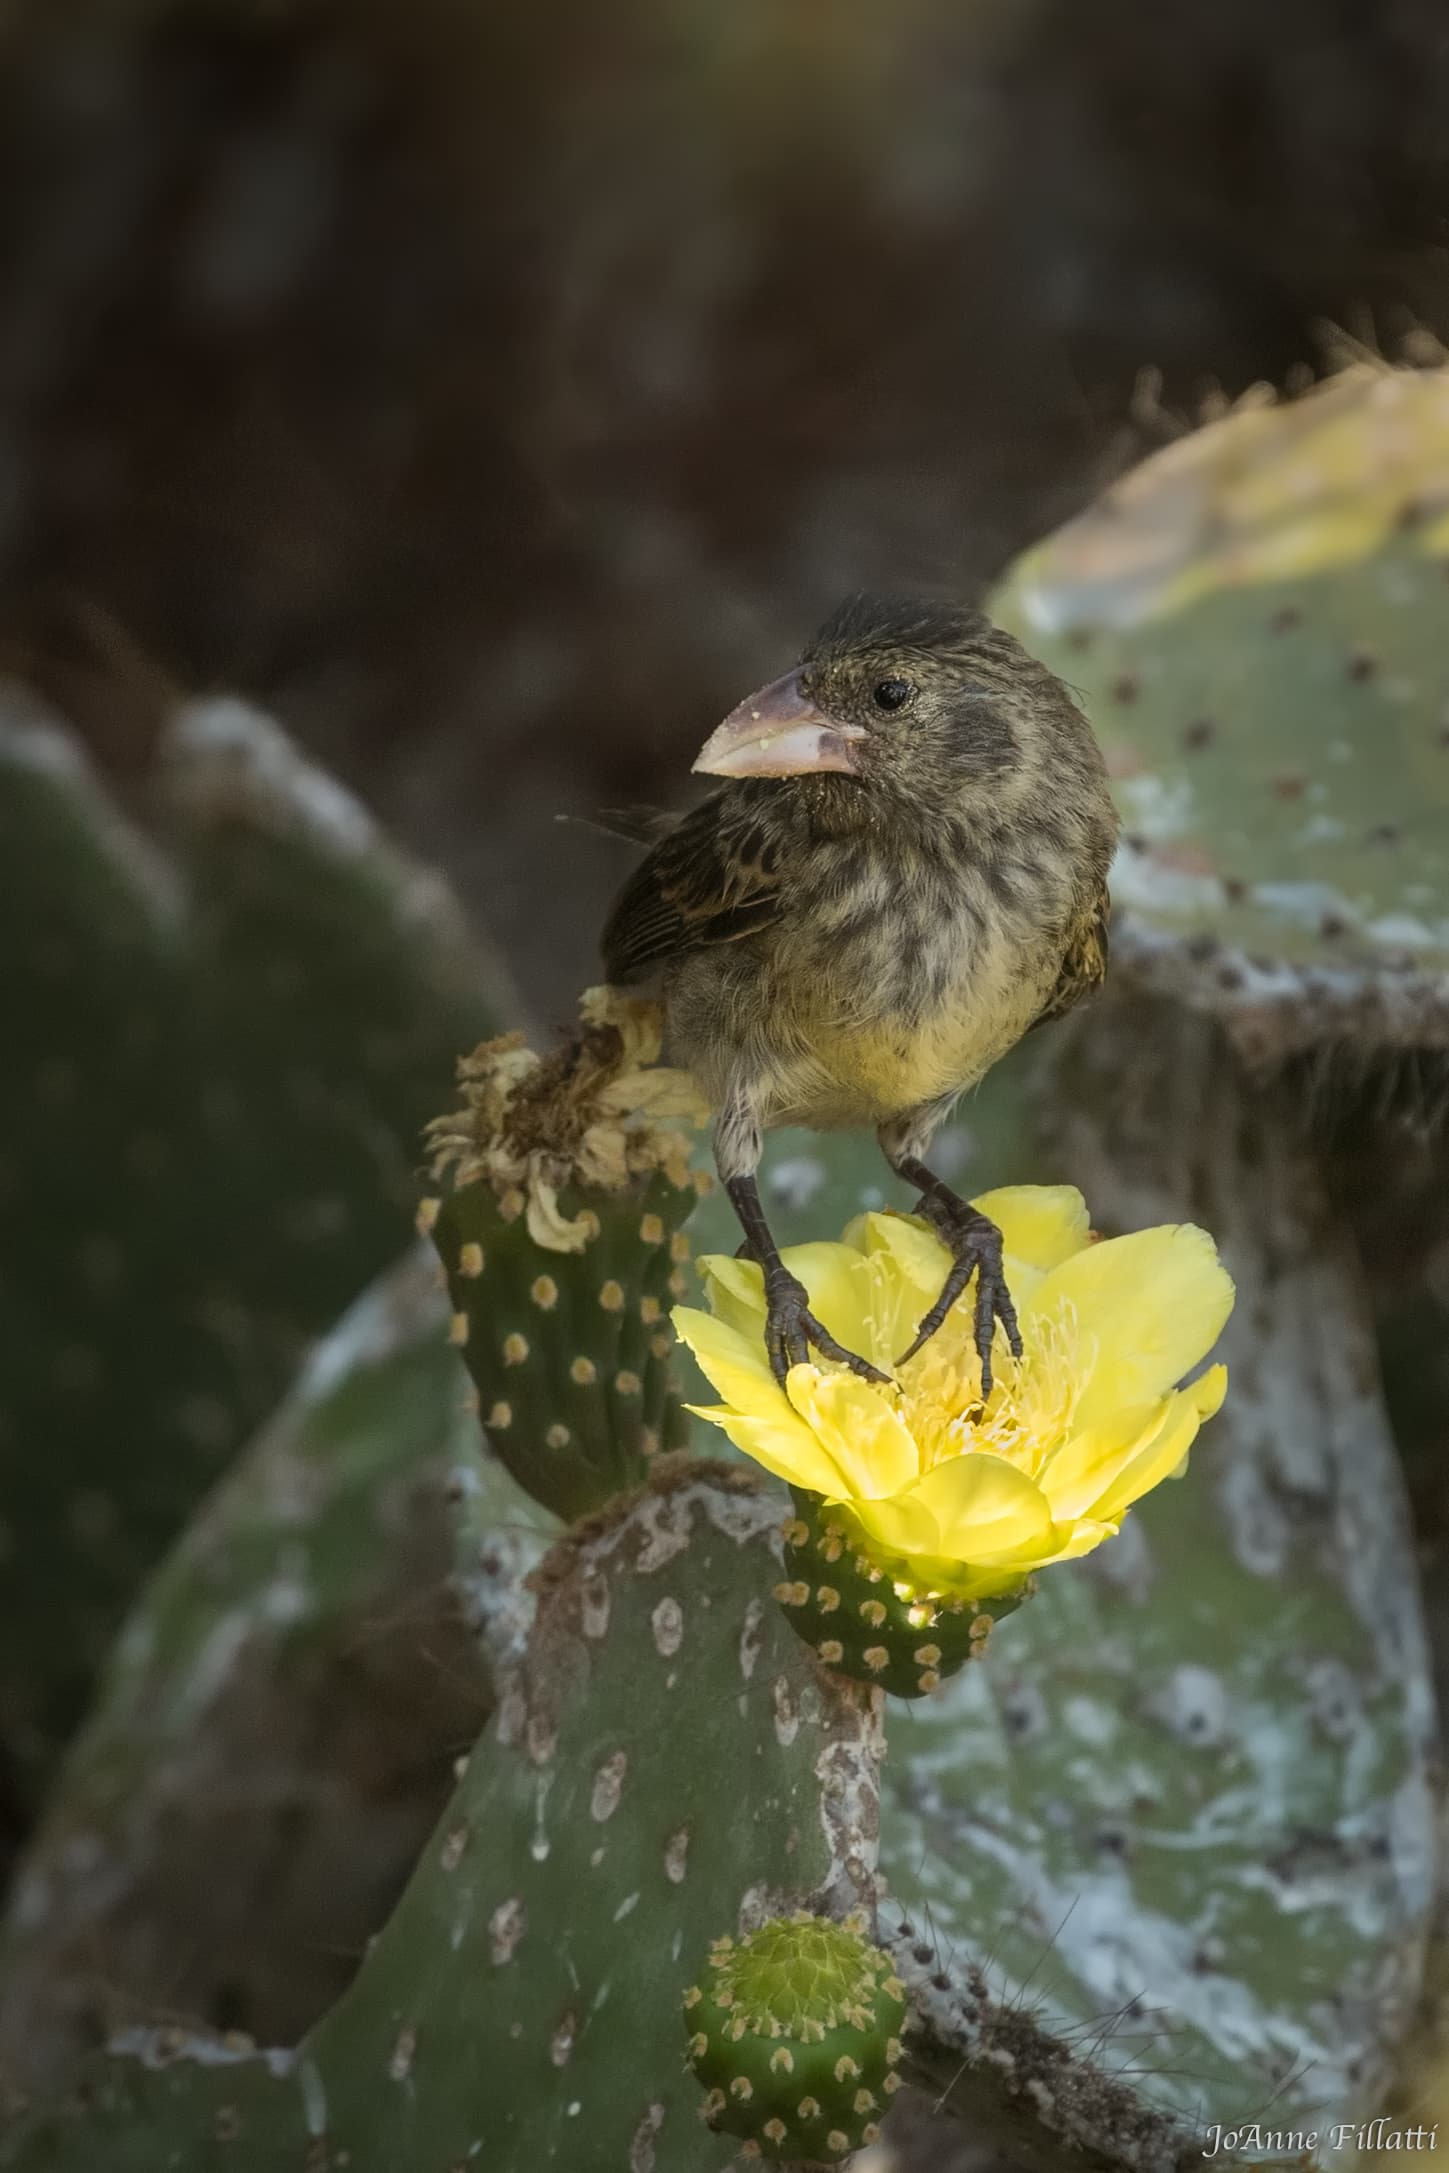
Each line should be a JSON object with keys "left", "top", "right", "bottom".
{"left": 896, "top": 1204, "right": 1021, "bottom": 1395}
{"left": 763, "top": 1268, "right": 890, "bottom": 1389}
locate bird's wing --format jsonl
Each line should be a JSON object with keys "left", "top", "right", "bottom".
{"left": 601, "top": 792, "right": 784, "bottom": 982}
{"left": 557, "top": 806, "right": 674, "bottom": 846}
{"left": 1031, "top": 886, "right": 1111, "bottom": 1031}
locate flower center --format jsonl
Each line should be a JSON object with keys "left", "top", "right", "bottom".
{"left": 898, "top": 1302, "right": 1087, "bottom": 1481}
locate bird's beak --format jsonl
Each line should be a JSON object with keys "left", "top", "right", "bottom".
{"left": 691, "top": 670, "right": 866, "bottom": 779}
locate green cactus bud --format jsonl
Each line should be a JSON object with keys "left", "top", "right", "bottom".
{"left": 683, "top": 1911, "right": 906, "bottom": 2163}
{"left": 773, "top": 1489, "right": 1025, "bottom": 1698}
{"left": 424, "top": 987, "right": 710, "bottom": 1520}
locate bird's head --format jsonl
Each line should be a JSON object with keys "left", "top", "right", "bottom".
{"left": 692, "top": 591, "right": 1078, "bottom": 817}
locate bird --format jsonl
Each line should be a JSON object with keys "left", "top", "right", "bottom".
{"left": 600, "top": 591, "right": 1119, "bottom": 1393}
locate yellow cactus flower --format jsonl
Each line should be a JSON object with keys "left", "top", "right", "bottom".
{"left": 673, "top": 1187, "right": 1233, "bottom": 1600}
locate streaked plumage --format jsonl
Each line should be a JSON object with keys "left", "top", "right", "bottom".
{"left": 602, "top": 591, "right": 1118, "bottom": 1386}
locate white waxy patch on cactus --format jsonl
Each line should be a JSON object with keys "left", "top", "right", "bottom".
{"left": 814, "top": 1727, "right": 887, "bottom": 1924}
{"left": 1368, "top": 911, "right": 1444, "bottom": 948}
{"left": 298, "top": 2058, "right": 327, "bottom": 2135}
{"left": 487, "top": 1895, "right": 527, "bottom": 1965}
{"left": 171, "top": 697, "right": 376, "bottom": 856}
{"left": 633, "top": 1492, "right": 694, "bottom": 1572}
{"left": 580, "top": 1572, "right": 611, "bottom": 1639}
{"left": 651, "top": 1596, "right": 684, "bottom": 1657}
{"left": 297, "top": 1247, "right": 446, "bottom": 1405}
{"left": 550, "top": 2010, "right": 578, "bottom": 2066}
{"left": 664, "top": 1824, "right": 690, "bottom": 1884}
{"left": 388, "top": 2025, "right": 416, "bottom": 2082}
{"left": 495, "top": 1682, "right": 527, "bottom": 1747}
{"left": 614, "top": 1891, "right": 641, "bottom": 1921}
{"left": 440, "top": 1825, "right": 468, "bottom": 1871}
{"left": 1, "top": 699, "right": 185, "bottom": 924}
{"left": 1062, "top": 1696, "right": 1119, "bottom": 1749}
{"left": 526, "top": 1710, "right": 558, "bottom": 1766}
{"left": 739, "top": 1597, "right": 765, "bottom": 1682}
{"left": 531, "top": 1769, "right": 553, "bottom": 1862}
{"left": 628, "top": 2102, "right": 666, "bottom": 2173}
{"left": 773, "top": 1676, "right": 800, "bottom": 1749}
{"left": 591, "top": 1748, "right": 628, "bottom": 1821}
{"left": 174, "top": 1612, "right": 255, "bottom": 1728}
{"left": 1144, "top": 1663, "right": 1230, "bottom": 1749}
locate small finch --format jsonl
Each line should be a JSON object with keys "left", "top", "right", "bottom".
{"left": 601, "top": 592, "right": 1119, "bottom": 1389}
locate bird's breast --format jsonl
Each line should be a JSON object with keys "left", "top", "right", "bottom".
{"left": 761, "top": 884, "right": 1056, "bottom": 1123}
{"left": 663, "top": 841, "right": 1070, "bottom": 1128}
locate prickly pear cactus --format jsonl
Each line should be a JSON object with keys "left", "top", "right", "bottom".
{"left": 683, "top": 1912, "right": 906, "bottom": 2163}
{"left": 425, "top": 988, "right": 709, "bottom": 1520}
{"left": 0, "top": 689, "right": 507, "bottom": 1800}
{"left": 877, "top": 990, "right": 1438, "bottom": 2152}
{"left": 992, "top": 363, "right": 1449, "bottom": 1066}
{"left": 0, "top": 1467, "right": 883, "bottom": 2173}
{"left": 775, "top": 1493, "right": 1023, "bottom": 1698}
{"left": 0, "top": 1250, "right": 554, "bottom": 2105}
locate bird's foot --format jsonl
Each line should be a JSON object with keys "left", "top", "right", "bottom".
{"left": 897, "top": 1199, "right": 1022, "bottom": 1394}
{"left": 763, "top": 1266, "right": 890, "bottom": 1390}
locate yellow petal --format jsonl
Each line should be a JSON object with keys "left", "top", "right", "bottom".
{"left": 1087, "top": 1382, "right": 1214, "bottom": 1521}
{"left": 1188, "top": 1362, "right": 1228, "bottom": 1422}
{"left": 776, "top": 1241, "right": 879, "bottom": 1358}
{"left": 1037, "top": 1402, "right": 1167, "bottom": 1522}
{"left": 843, "top": 1203, "right": 1057, "bottom": 1354}
{"left": 897, "top": 1452, "right": 1055, "bottom": 1561}
{"left": 694, "top": 1253, "right": 768, "bottom": 1341}
{"left": 671, "top": 1306, "right": 787, "bottom": 1421}
{"left": 696, "top": 1241, "right": 881, "bottom": 1358}
{"left": 846, "top": 1487, "right": 943, "bottom": 1562}
{"left": 840, "top": 1212, "right": 949, "bottom": 1340}
{"left": 685, "top": 1403, "right": 851, "bottom": 1498}
{"left": 785, "top": 1368, "right": 920, "bottom": 1501}
{"left": 1025, "top": 1223, "right": 1234, "bottom": 1428}
{"left": 1013, "top": 1516, "right": 1120, "bottom": 1570}
{"left": 970, "top": 1186, "right": 1092, "bottom": 1272}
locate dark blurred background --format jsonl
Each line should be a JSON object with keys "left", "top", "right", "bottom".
{"left": 3, "top": 0, "right": 1449, "bottom": 1011}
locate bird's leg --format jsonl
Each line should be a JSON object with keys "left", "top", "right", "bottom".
{"left": 726, "top": 1175, "right": 890, "bottom": 1388}
{"left": 880, "top": 1128, "right": 1022, "bottom": 1394}
{"left": 716, "top": 1095, "right": 888, "bottom": 1388}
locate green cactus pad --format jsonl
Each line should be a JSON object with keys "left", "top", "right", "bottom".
{"left": 0, "top": 1251, "right": 556, "bottom": 2103}
{"left": 878, "top": 991, "right": 1438, "bottom": 2151}
{"left": 0, "top": 693, "right": 505, "bottom": 1801}
{"left": 683, "top": 1912, "right": 906, "bottom": 2162}
{"left": 1, "top": 1466, "right": 882, "bottom": 2173}
{"left": 775, "top": 1490, "right": 1025, "bottom": 1698}
{"left": 424, "top": 990, "right": 708, "bottom": 1520}
{"left": 991, "top": 363, "right": 1449, "bottom": 1063}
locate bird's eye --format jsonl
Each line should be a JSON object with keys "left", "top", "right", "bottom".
{"left": 872, "top": 677, "right": 914, "bottom": 712}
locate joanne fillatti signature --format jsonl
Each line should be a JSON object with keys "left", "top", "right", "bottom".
{"left": 1204, "top": 2120, "right": 1439, "bottom": 2157}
